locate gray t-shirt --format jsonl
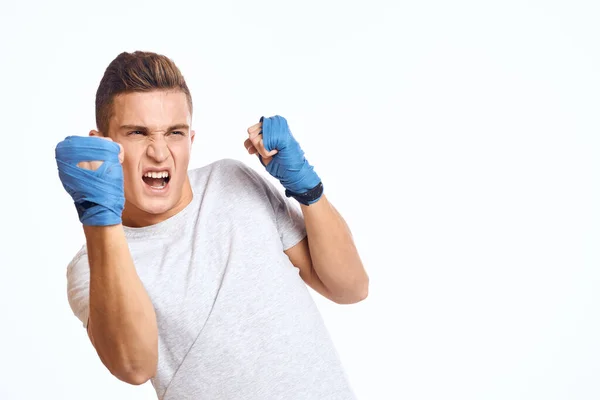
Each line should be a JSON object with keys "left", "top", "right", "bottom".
{"left": 66, "top": 158, "right": 356, "bottom": 400}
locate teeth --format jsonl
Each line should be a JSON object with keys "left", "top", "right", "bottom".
{"left": 144, "top": 171, "right": 169, "bottom": 178}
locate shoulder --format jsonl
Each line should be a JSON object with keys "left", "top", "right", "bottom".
{"left": 65, "top": 245, "right": 91, "bottom": 327}
{"left": 196, "top": 158, "right": 261, "bottom": 178}
{"left": 189, "top": 158, "right": 274, "bottom": 194}
{"left": 67, "top": 245, "right": 88, "bottom": 272}
{"left": 66, "top": 245, "right": 89, "bottom": 281}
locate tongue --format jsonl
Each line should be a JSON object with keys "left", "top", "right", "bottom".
{"left": 143, "top": 176, "right": 165, "bottom": 188}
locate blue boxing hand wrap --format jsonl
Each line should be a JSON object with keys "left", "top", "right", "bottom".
{"left": 55, "top": 136, "right": 125, "bottom": 226}
{"left": 259, "top": 115, "right": 323, "bottom": 205}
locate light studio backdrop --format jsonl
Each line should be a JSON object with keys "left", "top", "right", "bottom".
{"left": 0, "top": 1, "right": 598, "bottom": 399}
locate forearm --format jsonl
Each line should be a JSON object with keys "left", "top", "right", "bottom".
{"left": 84, "top": 224, "right": 158, "bottom": 385}
{"left": 301, "top": 195, "right": 369, "bottom": 302}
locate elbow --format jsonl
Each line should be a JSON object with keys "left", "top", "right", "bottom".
{"left": 114, "top": 363, "right": 156, "bottom": 385}
{"left": 122, "top": 373, "right": 153, "bottom": 386}
{"left": 332, "top": 276, "right": 369, "bottom": 305}
{"left": 351, "top": 280, "right": 370, "bottom": 303}
{"left": 103, "top": 349, "right": 157, "bottom": 385}
{"left": 88, "top": 319, "right": 158, "bottom": 386}
{"left": 357, "top": 279, "right": 369, "bottom": 302}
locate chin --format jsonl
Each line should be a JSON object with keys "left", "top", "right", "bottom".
{"left": 124, "top": 174, "right": 189, "bottom": 222}
{"left": 139, "top": 198, "right": 177, "bottom": 216}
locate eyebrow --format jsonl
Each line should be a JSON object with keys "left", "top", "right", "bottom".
{"left": 119, "top": 124, "right": 190, "bottom": 132}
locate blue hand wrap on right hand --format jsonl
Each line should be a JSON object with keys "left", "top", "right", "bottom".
{"left": 55, "top": 136, "right": 125, "bottom": 226}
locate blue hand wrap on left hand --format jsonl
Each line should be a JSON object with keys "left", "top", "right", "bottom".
{"left": 259, "top": 115, "right": 322, "bottom": 204}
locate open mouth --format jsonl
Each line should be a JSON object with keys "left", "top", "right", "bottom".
{"left": 142, "top": 171, "right": 171, "bottom": 189}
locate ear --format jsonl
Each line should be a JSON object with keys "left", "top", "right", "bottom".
{"left": 89, "top": 129, "right": 103, "bottom": 137}
{"left": 190, "top": 129, "right": 196, "bottom": 144}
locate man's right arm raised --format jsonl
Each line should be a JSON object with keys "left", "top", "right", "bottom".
{"left": 57, "top": 135, "right": 158, "bottom": 385}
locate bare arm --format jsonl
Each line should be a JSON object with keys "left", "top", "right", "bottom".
{"left": 285, "top": 194, "right": 369, "bottom": 304}
{"left": 244, "top": 119, "right": 368, "bottom": 304}
{"left": 84, "top": 224, "right": 158, "bottom": 385}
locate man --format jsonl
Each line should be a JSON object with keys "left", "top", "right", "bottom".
{"left": 56, "top": 50, "right": 368, "bottom": 400}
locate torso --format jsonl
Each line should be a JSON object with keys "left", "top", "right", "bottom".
{"left": 122, "top": 159, "right": 356, "bottom": 400}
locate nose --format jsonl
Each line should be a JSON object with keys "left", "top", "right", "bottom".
{"left": 146, "top": 138, "right": 170, "bottom": 163}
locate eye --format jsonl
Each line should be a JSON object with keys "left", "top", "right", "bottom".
{"left": 171, "top": 131, "right": 184, "bottom": 136}
{"left": 128, "top": 130, "right": 145, "bottom": 135}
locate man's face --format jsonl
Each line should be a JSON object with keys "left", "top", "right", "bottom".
{"left": 101, "top": 90, "right": 195, "bottom": 225}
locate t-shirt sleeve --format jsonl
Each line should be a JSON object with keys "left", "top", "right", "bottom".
{"left": 228, "top": 159, "right": 308, "bottom": 251}
{"left": 66, "top": 245, "right": 90, "bottom": 329}
{"left": 265, "top": 178, "right": 308, "bottom": 251}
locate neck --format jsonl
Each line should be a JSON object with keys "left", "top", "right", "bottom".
{"left": 121, "top": 179, "right": 194, "bottom": 228}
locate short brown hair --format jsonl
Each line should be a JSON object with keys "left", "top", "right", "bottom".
{"left": 95, "top": 51, "right": 193, "bottom": 135}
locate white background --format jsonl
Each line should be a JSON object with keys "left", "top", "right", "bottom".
{"left": 1, "top": 0, "right": 599, "bottom": 399}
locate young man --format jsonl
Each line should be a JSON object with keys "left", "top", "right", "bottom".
{"left": 55, "top": 51, "right": 368, "bottom": 400}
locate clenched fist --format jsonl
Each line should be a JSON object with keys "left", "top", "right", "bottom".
{"left": 55, "top": 135, "right": 125, "bottom": 226}
{"left": 244, "top": 115, "right": 323, "bottom": 205}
